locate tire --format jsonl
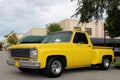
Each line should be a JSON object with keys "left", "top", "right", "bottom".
{"left": 99, "top": 57, "right": 110, "bottom": 70}
{"left": 45, "top": 58, "right": 64, "bottom": 78}
{"left": 18, "top": 67, "right": 31, "bottom": 72}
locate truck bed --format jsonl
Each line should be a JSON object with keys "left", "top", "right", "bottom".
{"left": 93, "top": 46, "right": 113, "bottom": 49}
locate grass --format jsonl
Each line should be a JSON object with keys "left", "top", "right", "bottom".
{"left": 112, "top": 61, "right": 120, "bottom": 66}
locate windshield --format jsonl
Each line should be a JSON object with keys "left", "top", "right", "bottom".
{"left": 20, "top": 36, "right": 46, "bottom": 44}
{"left": 42, "top": 31, "right": 72, "bottom": 43}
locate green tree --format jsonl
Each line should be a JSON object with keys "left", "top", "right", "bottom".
{"left": 7, "top": 33, "right": 18, "bottom": 45}
{"left": 105, "top": 5, "right": 120, "bottom": 38}
{"left": 46, "top": 23, "right": 63, "bottom": 34}
{"left": 0, "top": 42, "right": 2, "bottom": 50}
{"left": 71, "top": 0, "right": 120, "bottom": 38}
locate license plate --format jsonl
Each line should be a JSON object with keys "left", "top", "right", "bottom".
{"left": 15, "top": 61, "right": 20, "bottom": 67}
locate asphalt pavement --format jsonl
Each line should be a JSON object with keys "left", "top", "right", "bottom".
{"left": 0, "top": 51, "right": 120, "bottom": 80}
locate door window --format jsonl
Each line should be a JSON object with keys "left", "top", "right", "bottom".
{"left": 73, "top": 32, "right": 88, "bottom": 44}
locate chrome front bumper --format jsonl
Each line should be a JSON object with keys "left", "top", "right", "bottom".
{"left": 7, "top": 59, "right": 40, "bottom": 69}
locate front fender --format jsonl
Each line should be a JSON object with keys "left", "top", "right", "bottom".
{"left": 37, "top": 49, "right": 73, "bottom": 69}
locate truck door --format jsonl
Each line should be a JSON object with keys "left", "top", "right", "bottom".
{"left": 72, "top": 32, "right": 93, "bottom": 67}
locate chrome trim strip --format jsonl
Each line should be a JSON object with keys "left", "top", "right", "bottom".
{"left": 7, "top": 60, "right": 40, "bottom": 69}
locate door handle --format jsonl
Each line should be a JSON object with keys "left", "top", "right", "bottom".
{"left": 88, "top": 45, "right": 91, "bottom": 47}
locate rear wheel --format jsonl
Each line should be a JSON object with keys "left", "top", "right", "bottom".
{"left": 45, "top": 58, "right": 64, "bottom": 78}
{"left": 99, "top": 57, "right": 110, "bottom": 70}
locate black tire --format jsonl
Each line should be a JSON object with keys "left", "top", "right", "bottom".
{"left": 18, "top": 67, "right": 31, "bottom": 72}
{"left": 99, "top": 57, "right": 110, "bottom": 70}
{"left": 45, "top": 58, "right": 64, "bottom": 78}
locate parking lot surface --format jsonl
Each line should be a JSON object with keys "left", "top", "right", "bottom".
{"left": 0, "top": 51, "right": 120, "bottom": 80}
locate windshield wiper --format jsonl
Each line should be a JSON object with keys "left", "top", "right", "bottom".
{"left": 42, "top": 42, "right": 49, "bottom": 43}
{"left": 20, "top": 41, "right": 41, "bottom": 44}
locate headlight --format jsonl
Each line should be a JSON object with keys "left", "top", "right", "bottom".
{"left": 30, "top": 48, "right": 38, "bottom": 61}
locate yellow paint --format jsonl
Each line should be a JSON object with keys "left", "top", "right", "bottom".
{"left": 8, "top": 30, "right": 114, "bottom": 69}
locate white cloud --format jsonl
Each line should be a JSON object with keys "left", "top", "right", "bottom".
{"left": 0, "top": 0, "right": 77, "bottom": 41}
{"left": 42, "top": 1, "right": 77, "bottom": 23}
{"left": 0, "top": 36, "right": 4, "bottom": 42}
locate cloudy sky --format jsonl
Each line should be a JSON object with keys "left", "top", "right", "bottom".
{"left": 0, "top": 0, "right": 77, "bottom": 41}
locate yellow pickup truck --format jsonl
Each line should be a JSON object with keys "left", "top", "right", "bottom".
{"left": 7, "top": 30, "right": 114, "bottom": 77}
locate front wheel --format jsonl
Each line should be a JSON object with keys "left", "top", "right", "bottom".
{"left": 99, "top": 57, "right": 110, "bottom": 70}
{"left": 45, "top": 58, "right": 64, "bottom": 78}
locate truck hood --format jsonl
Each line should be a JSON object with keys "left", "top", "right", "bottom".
{"left": 9, "top": 43, "right": 71, "bottom": 50}
{"left": 9, "top": 44, "right": 41, "bottom": 49}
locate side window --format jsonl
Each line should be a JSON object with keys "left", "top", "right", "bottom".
{"left": 73, "top": 32, "right": 88, "bottom": 44}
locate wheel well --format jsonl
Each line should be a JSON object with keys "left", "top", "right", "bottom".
{"left": 103, "top": 55, "right": 112, "bottom": 62}
{"left": 47, "top": 55, "right": 67, "bottom": 68}
{"left": 46, "top": 55, "right": 67, "bottom": 68}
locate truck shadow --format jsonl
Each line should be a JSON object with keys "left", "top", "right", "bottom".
{"left": 64, "top": 67, "right": 97, "bottom": 73}
{"left": 14, "top": 67, "right": 98, "bottom": 77}
{"left": 12, "top": 66, "right": 116, "bottom": 79}
{"left": 12, "top": 69, "right": 47, "bottom": 78}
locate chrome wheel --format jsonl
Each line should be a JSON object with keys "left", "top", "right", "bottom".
{"left": 51, "top": 60, "right": 62, "bottom": 75}
{"left": 99, "top": 57, "right": 110, "bottom": 70}
{"left": 45, "top": 58, "right": 64, "bottom": 77}
{"left": 103, "top": 58, "right": 110, "bottom": 68}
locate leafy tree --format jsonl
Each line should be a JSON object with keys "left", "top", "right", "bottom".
{"left": 46, "top": 23, "right": 63, "bottom": 34}
{"left": 0, "top": 42, "right": 2, "bottom": 50}
{"left": 71, "top": 0, "right": 120, "bottom": 38}
{"left": 7, "top": 33, "right": 18, "bottom": 45}
{"left": 105, "top": 4, "right": 120, "bottom": 38}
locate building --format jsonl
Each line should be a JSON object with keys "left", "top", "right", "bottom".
{"left": 3, "top": 31, "right": 24, "bottom": 51}
{"left": 2, "top": 28, "right": 47, "bottom": 51}
{"left": 22, "top": 19, "right": 106, "bottom": 39}
{"left": 23, "top": 28, "right": 47, "bottom": 37}
{"left": 17, "top": 33, "right": 24, "bottom": 40}
{"left": 59, "top": 19, "right": 105, "bottom": 38}
{"left": 59, "top": 19, "right": 120, "bottom": 45}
